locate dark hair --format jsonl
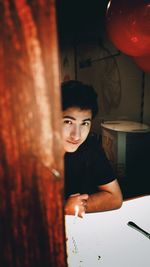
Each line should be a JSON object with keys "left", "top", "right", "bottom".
{"left": 61, "top": 80, "right": 98, "bottom": 118}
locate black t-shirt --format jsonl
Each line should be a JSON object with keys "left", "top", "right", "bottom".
{"left": 64, "top": 133, "right": 115, "bottom": 199}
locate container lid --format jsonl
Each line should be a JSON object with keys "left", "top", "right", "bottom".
{"left": 101, "top": 120, "right": 150, "bottom": 133}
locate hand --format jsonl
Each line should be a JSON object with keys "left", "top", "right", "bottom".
{"left": 65, "top": 193, "right": 89, "bottom": 218}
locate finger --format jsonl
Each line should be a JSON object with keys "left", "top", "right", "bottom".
{"left": 81, "top": 200, "right": 87, "bottom": 207}
{"left": 80, "top": 211, "right": 85, "bottom": 218}
{"left": 69, "top": 193, "right": 80, "bottom": 197}
{"left": 83, "top": 201, "right": 87, "bottom": 208}
{"left": 81, "top": 194, "right": 89, "bottom": 200}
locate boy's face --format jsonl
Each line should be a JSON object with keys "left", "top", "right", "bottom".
{"left": 62, "top": 107, "right": 92, "bottom": 153}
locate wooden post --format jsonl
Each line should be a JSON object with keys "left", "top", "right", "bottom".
{"left": 0, "top": 0, "right": 67, "bottom": 266}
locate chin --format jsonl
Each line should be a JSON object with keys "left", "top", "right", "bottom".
{"left": 64, "top": 144, "right": 79, "bottom": 153}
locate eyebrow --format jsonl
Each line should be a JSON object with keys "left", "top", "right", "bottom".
{"left": 63, "top": 116, "right": 91, "bottom": 122}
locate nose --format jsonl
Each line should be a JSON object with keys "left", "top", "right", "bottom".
{"left": 70, "top": 125, "right": 81, "bottom": 141}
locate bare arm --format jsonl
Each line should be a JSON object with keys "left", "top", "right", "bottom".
{"left": 86, "top": 179, "right": 123, "bottom": 213}
{"left": 64, "top": 180, "right": 123, "bottom": 217}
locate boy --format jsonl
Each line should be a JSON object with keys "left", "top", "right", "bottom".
{"left": 61, "top": 80, "right": 123, "bottom": 217}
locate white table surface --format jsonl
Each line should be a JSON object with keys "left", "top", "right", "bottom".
{"left": 65, "top": 195, "right": 150, "bottom": 267}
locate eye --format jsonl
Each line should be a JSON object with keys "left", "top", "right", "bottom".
{"left": 63, "top": 119, "right": 72, "bottom": 125}
{"left": 82, "top": 121, "right": 91, "bottom": 126}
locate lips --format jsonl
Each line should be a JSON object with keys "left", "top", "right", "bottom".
{"left": 67, "top": 140, "right": 80, "bottom": 145}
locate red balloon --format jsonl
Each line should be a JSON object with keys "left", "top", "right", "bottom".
{"left": 133, "top": 54, "right": 150, "bottom": 72}
{"left": 106, "top": 0, "right": 150, "bottom": 56}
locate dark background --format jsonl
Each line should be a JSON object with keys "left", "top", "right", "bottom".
{"left": 56, "top": 0, "right": 110, "bottom": 45}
